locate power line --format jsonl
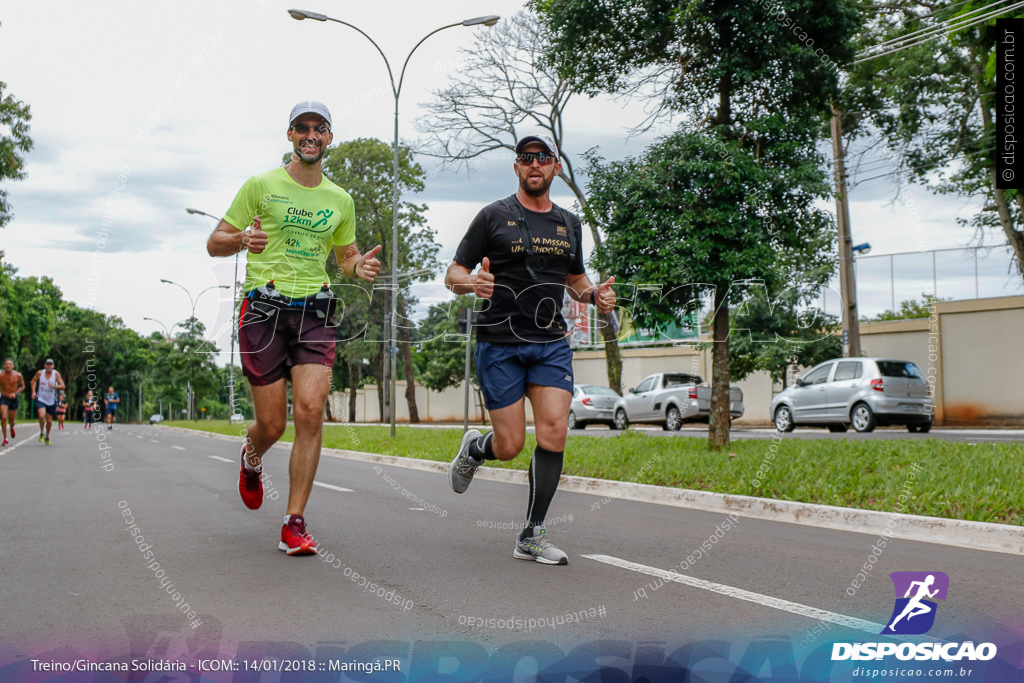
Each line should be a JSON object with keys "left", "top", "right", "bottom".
{"left": 858, "top": 0, "right": 1015, "bottom": 56}
{"left": 851, "top": 146, "right": 996, "bottom": 186}
{"left": 854, "top": 0, "right": 1024, "bottom": 64}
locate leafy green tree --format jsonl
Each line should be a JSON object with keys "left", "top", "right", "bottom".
{"left": 862, "top": 292, "right": 948, "bottom": 322}
{"left": 844, "top": 0, "right": 1024, "bottom": 280}
{"left": 535, "top": 0, "right": 859, "bottom": 449}
{"left": 726, "top": 286, "right": 842, "bottom": 388}
{"left": 0, "top": 80, "right": 32, "bottom": 229}
{"left": 418, "top": 9, "right": 625, "bottom": 394}
{"left": 321, "top": 138, "right": 440, "bottom": 423}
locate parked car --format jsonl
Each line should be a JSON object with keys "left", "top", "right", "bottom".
{"left": 613, "top": 373, "right": 744, "bottom": 431}
{"left": 148, "top": 414, "right": 164, "bottom": 424}
{"left": 770, "top": 357, "right": 933, "bottom": 433}
{"left": 568, "top": 385, "right": 621, "bottom": 429}
{"left": 229, "top": 413, "right": 246, "bottom": 424}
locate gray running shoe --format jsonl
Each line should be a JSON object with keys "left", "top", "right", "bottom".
{"left": 449, "top": 429, "right": 483, "bottom": 494}
{"left": 513, "top": 525, "right": 568, "bottom": 565}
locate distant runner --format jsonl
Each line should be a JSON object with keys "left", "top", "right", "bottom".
{"left": 83, "top": 390, "right": 97, "bottom": 430}
{"left": 104, "top": 386, "right": 120, "bottom": 430}
{"left": 30, "top": 359, "right": 65, "bottom": 445}
{"left": 1, "top": 358, "right": 26, "bottom": 446}
{"left": 56, "top": 392, "right": 68, "bottom": 431}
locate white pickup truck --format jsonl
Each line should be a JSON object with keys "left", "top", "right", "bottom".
{"left": 612, "top": 372, "right": 744, "bottom": 431}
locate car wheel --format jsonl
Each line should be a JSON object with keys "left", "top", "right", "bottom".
{"left": 851, "top": 403, "right": 877, "bottom": 433}
{"left": 827, "top": 423, "right": 848, "bottom": 433}
{"left": 567, "top": 411, "right": 577, "bottom": 430}
{"left": 614, "top": 409, "right": 629, "bottom": 431}
{"left": 907, "top": 421, "right": 932, "bottom": 433}
{"left": 665, "top": 406, "right": 682, "bottom": 431}
{"left": 773, "top": 405, "right": 795, "bottom": 432}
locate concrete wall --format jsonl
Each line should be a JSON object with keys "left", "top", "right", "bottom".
{"left": 860, "top": 295, "right": 1024, "bottom": 425}
{"left": 330, "top": 296, "right": 1023, "bottom": 426}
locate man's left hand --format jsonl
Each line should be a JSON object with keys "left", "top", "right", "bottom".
{"left": 356, "top": 245, "right": 383, "bottom": 282}
{"left": 594, "top": 276, "right": 616, "bottom": 315}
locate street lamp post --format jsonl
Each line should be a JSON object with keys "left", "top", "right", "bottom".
{"left": 288, "top": 10, "right": 499, "bottom": 436}
{"left": 158, "top": 279, "right": 230, "bottom": 422}
{"left": 187, "top": 208, "right": 239, "bottom": 422}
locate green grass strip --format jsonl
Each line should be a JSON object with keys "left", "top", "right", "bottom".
{"left": 165, "top": 421, "right": 1024, "bottom": 526}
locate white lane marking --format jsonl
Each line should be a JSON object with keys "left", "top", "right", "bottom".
{"left": 150, "top": 439, "right": 159, "bottom": 443}
{"left": 313, "top": 481, "right": 353, "bottom": 493}
{"left": 208, "top": 455, "right": 234, "bottom": 463}
{"left": 137, "top": 435, "right": 144, "bottom": 439}
{"left": 171, "top": 445, "right": 186, "bottom": 451}
{"left": 0, "top": 437, "right": 35, "bottom": 457}
{"left": 582, "top": 554, "right": 886, "bottom": 635}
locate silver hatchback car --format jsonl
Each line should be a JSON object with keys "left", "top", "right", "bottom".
{"left": 770, "top": 358, "right": 934, "bottom": 433}
{"left": 568, "top": 385, "right": 621, "bottom": 429}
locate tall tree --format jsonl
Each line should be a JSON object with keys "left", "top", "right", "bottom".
{"left": 536, "top": 0, "right": 860, "bottom": 448}
{"left": 845, "top": 0, "right": 1024, "bottom": 279}
{"left": 418, "top": 9, "right": 625, "bottom": 393}
{"left": 0, "top": 80, "right": 32, "bottom": 229}
{"left": 321, "top": 138, "right": 441, "bottom": 423}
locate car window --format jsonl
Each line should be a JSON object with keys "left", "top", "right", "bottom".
{"left": 833, "top": 361, "right": 862, "bottom": 381}
{"left": 635, "top": 377, "right": 654, "bottom": 393}
{"left": 802, "top": 363, "right": 832, "bottom": 385}
{"left": 664, "top": 373, "right": 701, "bottom": 387}
{"left": 877, "top": 361, "right": 925, "bottom": 380}
{"left": 585, "top": 386, "right": 620, "bottom": 397}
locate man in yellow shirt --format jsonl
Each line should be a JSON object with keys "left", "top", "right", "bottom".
{"left": 207, "top": 101, "right": 381, "bottom": 555}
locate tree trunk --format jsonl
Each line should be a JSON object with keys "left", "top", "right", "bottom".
{"left": 708, "top": 284, "right": 731, "bottom": 451}
{"left": 599, "top": 314, "right": 623, "bottom": 394}
{"left": 347, "top": 359, "right": 361, "bottom": 423}
{"left": 992, "top": 169, "right": 1024, "bottom": 278}
{"left": 398, "top": 301, "right": 420, "bottom": 423}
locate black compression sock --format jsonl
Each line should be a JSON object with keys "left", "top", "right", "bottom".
{"left": 524, "top": 445, "right": 564, "bottom": 537}
{"left": 469, "top": 431, "right": 496, "bottom": 461}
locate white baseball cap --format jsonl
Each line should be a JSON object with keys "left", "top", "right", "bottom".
{"left": 515, "top": 134, "right": 558, "bottom": 159}
{"left": 289, "top": 101, "right": 332, "bottom": 128}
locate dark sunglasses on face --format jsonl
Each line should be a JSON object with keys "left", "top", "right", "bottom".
{"left": 517, "top": 151, "right": 556, "bottom": 165}
{"left": 291, "top": 123, "right": 331, "bottom": 135}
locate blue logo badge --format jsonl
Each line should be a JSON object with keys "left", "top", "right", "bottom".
{"left": 880, "top": 571, "right": 949, "bottom": 635}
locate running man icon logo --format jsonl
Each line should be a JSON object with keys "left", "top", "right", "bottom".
{"left": 880, "top": 571, "right": 950, "bottom": 635}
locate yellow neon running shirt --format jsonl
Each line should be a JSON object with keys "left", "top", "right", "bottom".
{"left": 224, "top": 166, "right": 356, "bottom": 298}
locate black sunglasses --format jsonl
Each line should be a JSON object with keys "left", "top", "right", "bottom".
{"left": 517, "top": 151, "right": 556, "bottom": 165}
{"left": 291, "top": 122, "right": 331, "bottom": 135}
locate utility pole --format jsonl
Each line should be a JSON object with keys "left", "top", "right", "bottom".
{"left": 830, "top": 103, "right": 862, "bottom": 358}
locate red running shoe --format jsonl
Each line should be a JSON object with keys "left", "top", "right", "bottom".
{"left": 279, "top": 515, "right": 317, "bottom": 555}
{"left": 10, "top": 425, "right": 14, "bottom": 437}
{"left": 238, "top": 444, "right": 263, "bottom": 510}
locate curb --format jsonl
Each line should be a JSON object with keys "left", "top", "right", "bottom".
{"left": 156, "top": 425, "right": 1024, "bottom": 556}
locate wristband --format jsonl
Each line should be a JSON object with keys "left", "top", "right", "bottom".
{"left": 590, "top": 290, "right": 596, "bottom": 305}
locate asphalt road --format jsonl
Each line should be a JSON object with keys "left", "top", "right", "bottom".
{"left": 1, "top": 424, "right": 1020, "bottom": 680}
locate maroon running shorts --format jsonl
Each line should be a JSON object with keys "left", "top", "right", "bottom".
{"left": 238, "top": 299, "right": 335, "bottom": 386}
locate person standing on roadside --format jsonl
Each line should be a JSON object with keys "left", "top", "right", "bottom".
{"left": 445, "top": 134, "right": 616, "bottom": 565}
{"left": 1, "top": 358, "right": 26, "bottom": 446}
{"left": 30, "top": 358, "right": 64, "bottom": 446}
{"left": 83, "top": 390, "right": 97, "bottom": 429}
{"left": 207, "top": 101, "right": 382, "bottom": 556}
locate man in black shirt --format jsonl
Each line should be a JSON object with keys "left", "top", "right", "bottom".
{"left": 445, "top": 134, "right": 616, "bottom": 565}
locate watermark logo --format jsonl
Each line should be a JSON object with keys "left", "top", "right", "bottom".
{"left": 880, "top": 571, "right": 949, "bottom": 636}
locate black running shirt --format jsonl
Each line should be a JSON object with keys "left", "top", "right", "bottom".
{"left": 454, "top": 197, "right": 585, "bottom": 344}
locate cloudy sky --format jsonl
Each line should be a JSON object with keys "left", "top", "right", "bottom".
{"left": 1, "top": 0, "right": 1019, "bottom": 364}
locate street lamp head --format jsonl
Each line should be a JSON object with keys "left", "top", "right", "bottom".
{"left": 160, "top": 279, "right": 172, "bottom": 284}
{"left": 186, "top": 207, "right": 199, "bottom": 214}
{"left": 288, "top": 9, "right": 327, "bottom": 21}
{"left": 853, "top": 242, "right": 872, "bottom": 256}
{"left": 463, "top": 15, "right": 500, "bottom": 27}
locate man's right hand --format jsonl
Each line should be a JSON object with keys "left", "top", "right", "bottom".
{"left": 474, "top": 257, "right": 494, "bottom": 298}
{"left": 242, "top": 215, "right": 268, "bottom": 254}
